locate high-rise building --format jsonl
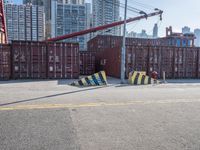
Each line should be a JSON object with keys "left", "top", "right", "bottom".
{"left": 92, "top": 0, "right": 120, "bottom": 36}
{"left": 138, "top": 30, "right": 148, "bottom": 38}
{"left": 23, "top": 0, "right": 43, "bottom": 5}
{"left": 23, "top": 0, "right": 51, "bottom": 39}
{"left": 85, "top": 3, "right": 92, "bottom": 43}
{"left": 5, "top": 3, "right": 45, "bottom": 42}
{"left": 182, "top": 26, "right": 190, "bottom": 34}
{"left": 127, "top": 31, "right": 137, "bottom": 38}
{"left": 58, "top": 0, "right": 85, "bottom": 4}
{"left": 23, "top": 0, "right": 87, "bottom": 39}
{"left": 194, "top": 29, "right": 200, "bottom": 47}
{"left": 153, "top": 23, "right": 158, "bottom": 38}
{"left": 51, "top": 0, "right": 89, "bottom": 50}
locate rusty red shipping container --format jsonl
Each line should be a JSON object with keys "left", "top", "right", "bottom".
{"left": 47, "top": 42, "right": 79, "bottom": 79}
{"left": 160, "top": 46, "right": 174, "bottom": 78}
{"left": 197, "top": 49, "right": 200, "bottom": 78}
{"left": 79, "top": 51, "right": 95, "bottom": 75}
{"left": 94, "top": 45, "right": 200, "bottom": 79}
{"left": 126, "top": 45, "right": 148, "bottom": 77}
{"left": 147, "top": 46, "right": 162, "bottom": 77}
{"left": 173, "top": 47, "right": 185, "bottom": 78}
{"left": 87, "top": 35, "right": 171, "bottom": 52}
{"left": 87, "top": 35, "right": 112, "bottom": 51}
{"left": 31, "top": 42, "right": 47, "bottom": 78}
{"left": 12, "top": 41, "right": 47, "bottom": 79}
{"left": 96, "top": 46, "right": 151, "bottom": 78}
{"left": 173, "top": 47, "right": 199, "bottom": 79}
{"left": 0, "top": 44, "right": 11, "bottom": 80}
{"left": 99, "top": 47, "right": 121, "bottom": 78}
{"left": 185, "top": 47, "right": 198, "bottom": 78}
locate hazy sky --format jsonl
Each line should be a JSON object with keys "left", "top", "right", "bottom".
{"left": 13, "top": 0, "right": 200, "bottom": 36}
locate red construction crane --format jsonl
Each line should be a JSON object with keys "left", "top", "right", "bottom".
{"left": 0, "top": 0, "right": 7, "bottom": 44}
{"left": 47, "top": 10, "right": 163, "bottom": 42}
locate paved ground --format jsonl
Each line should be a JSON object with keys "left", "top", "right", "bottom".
{"left": 1, "top": 78, "right": 200, "bottom": 150}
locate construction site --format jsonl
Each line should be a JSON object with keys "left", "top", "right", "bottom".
{"left": 1, "top": 0, "right": 200, "bottom": 150}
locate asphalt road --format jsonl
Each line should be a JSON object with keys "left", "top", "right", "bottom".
{"left": 1, "top": 79, "right": 200, "bottom": 150}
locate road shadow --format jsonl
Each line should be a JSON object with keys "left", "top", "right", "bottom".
{"left": 57, "top": 79, "right": 77, "bottom": 85}
{"left": 0, "top": 79, "right": 55, "bottom": 85}
{"left": 0, "top": 86, "right": 107, "bottom": 107}
{"left": 166, "top": 79, "right": 200, "bottom": 84}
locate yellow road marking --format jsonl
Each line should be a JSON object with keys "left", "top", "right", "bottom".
{"left": 0, "top": 99, "right": 200, "bottom": 111}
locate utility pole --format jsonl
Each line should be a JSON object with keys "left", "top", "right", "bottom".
{"left": 121, "top": 0, "right": 128, "bottom": 84}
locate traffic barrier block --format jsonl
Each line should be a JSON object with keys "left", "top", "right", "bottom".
{"left": 128, "top": 71, "right": 160, "bottom": 85}
{"left": 71, "top": 71, "right": 107, "bottom": 87}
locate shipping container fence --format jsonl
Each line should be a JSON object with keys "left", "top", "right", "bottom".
{"left": 0, "top": 44, "right": 11, "bottom": 80}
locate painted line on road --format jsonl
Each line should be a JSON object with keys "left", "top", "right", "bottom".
{"left": 1, "top": 99, "right": 200, "bottom": 111}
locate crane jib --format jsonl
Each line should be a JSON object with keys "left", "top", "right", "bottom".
{"left": 46, "top": 10, "right": 163, "bottom": 42}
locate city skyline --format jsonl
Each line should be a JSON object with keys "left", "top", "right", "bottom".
{"left": 13, "top": 0, "right": 200, "bottom": 37}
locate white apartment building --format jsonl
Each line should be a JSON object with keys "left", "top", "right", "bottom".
{"left": 92, "top": 0, "right": 120, "bottom": 36}
{"left": 51, "top": 0, "right": 91, "bottom": 50}
{"left": 5, "top": 3, "right": 45, "bottom": 42}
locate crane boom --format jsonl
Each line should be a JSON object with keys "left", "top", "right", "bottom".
{"left": 47, "top": 10, "right": 163, "bottom": 42}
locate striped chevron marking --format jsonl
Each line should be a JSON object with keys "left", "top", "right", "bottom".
{"left": 129, "top": 71, "right": 159, "bottom": 85}
{"left": 71, "top": 71, "right": 107, "bottom": 86}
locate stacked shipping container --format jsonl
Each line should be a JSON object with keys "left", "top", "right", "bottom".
{"left": 47, "top": 43, "right": 79, "bottom": 79}
{"left": 12, "top": 41, "right": 47, "bottom": 79}
{"left": 94, "top": 45, "right": 200, "bottom": 79}
{"left": 88, "top": 35, "right": 200, "bottom": 79}
{"left": 0, "top": 41, "right": 79, "bottom": 80}
{"left": 87, "top": 35, "right": 193, "bottom": 52}
{"left": 79, "top": 51, "right": 96, "bottom": 75}
{"left": 0, "top": 44, "right": 11, "bottom": 80}
{"left": 88, "top": 35, "right": 168, "bottom": 51}
{"left": 1, "top": 38, "right": 200, "bottom": 80}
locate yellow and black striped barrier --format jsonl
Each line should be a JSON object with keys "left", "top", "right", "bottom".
{"left": 71, "top": 71, "right": 107, "bottom": 87}
{"left": 128, "top": 71, "right": 160, "bottom": 85}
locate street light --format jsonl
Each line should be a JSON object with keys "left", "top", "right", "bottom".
{"left": 121, "top": 0, "right": 128, "bottom": 84}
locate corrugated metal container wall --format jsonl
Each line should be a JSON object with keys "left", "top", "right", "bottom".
{"left": 12, "top": 41, "right": 30, "bottom": 79}
{"left": 88, "top": 35, "right": 113, "bottom": 51}
{"left": 30, "top": 42, "right": 47, "bottom": 78}
{"left": 99, "top": 47, "right": 121, "bottom": 78}
{"left": 197, "top": 49, "right": 200, "bottom": 78}
{"left": 133, "top": 45, "right": 148, "bottom": 72}
{"left": 174, "top": 47, "right": 185, "bottom": 78}
{"left": 12, "top": 41, "right": 47, "bottom": 79}
{"left": 185, "top": 47, "right": 198, "bottom": 78}
{"left": 126, "top": 45, "right": 135, "bottom": 75}
{"left": 0, "top": 44, "right": 11, "bottom": 80}
{"left": 94, "top": 45, "right": 200, "bottom": 79}
{"left": 110, "top": 36, "right": 122, "bottom": 48}
{"left": 160, "top": 47, "right": 174, "bottom": 78}
{"left": 79, "top": 51, "right": 95, "bottom": 75}
{"left": 88, "top": 35, "right": 164, "bottom": 52}
{"left": 47, "top": 43, "right": 79, "bottom": 79}
{"left": 148, "top": 46, "right": 162, "bottom": 78}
